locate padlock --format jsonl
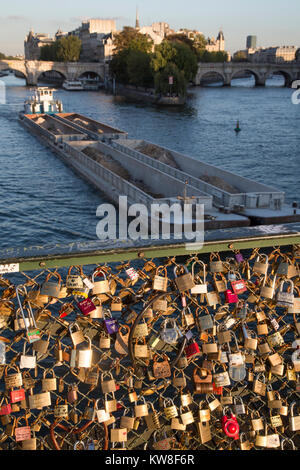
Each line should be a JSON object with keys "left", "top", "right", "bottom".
{"left": 209, "top": 253, "right": 225, "bottom": 273}
{"left": 32, "top": 333, "right": 50, "bottom": 355}
{"left": 40, "top": 271, "right": 62, "bottom": 298}
{"left": 252, "top": 373, "right": 266, "bottom": 396}
{"left": 134, "top": 397, "right": 148, "bottom": 418}
{"left": 101, "top": 372, "right": 116, "bottom": 394}
{"left": 243, "top": 326, "right": 258, "bottom": 351}
{"left": 77, "top": 336, "right": 93, "bottom": 368}
{"left": 110, "top": 296, "right": 123, "bottom": 312}
{"left": 181, "top": 306, "right": 195, "bottom": 328}
{"left": 5, "top": 364, "right": 23, "bottom": 390}
{"left": 91, "top": 268, "right": 110, "bottom": 295}
{"left": 198, "top": 401, "right": 211, "bottom": 422}
{"left": 214, "top": 273, "right": 227, "bottom": 293}
{"left": 104, "top": 392, "right": 117, "bottom": 414}
{"left": 67, "top": 384, "right": 78, "bottom": 404}
{"left": 190, "top": 260, "right": 208, "bottom": 294}
{"left": 94, "top": 398, "right": 111, "bottom": 424}
{"left": 99, "top": 333, "right": 111, "bottom": 349}
{"left": 20, "top": 342, "right": 36, "bottom": 369}
{"left": 222, "top": 408, "right": 240, "bottom": 440}
{"left": 253, "top": 253, "right": 269, "bottom": 275}
{"left": 28, "top": 390, "right": 51, "bottom": 409}
{"left": 114, "top": 325, "right": 130, "bottom": 355}
{"left": 207, "top": 394, "right": 221, "bottom": 412}
{"left": 289, "top": 402, "right": 300, "bottom": 431}
{"left": 160, "top": 318, "right": 179, "bottom": 344}
{"left": 42, "top": 369, "right": 57, "bottom": 392}
{"left": 251, "top": 410, "right": 264, "bottom": 431}
{"left": 172, "top": 370, "right": 187, "bottom": 388}
{"left": 132, "top": 320, "right": 149, "bottom": 339}
{"left": 225, "top": 289, "right": 239, "bottom": 304}
{"left": 185, "top": 340, "right": 201, "bottom": 358}
{"left": 144, "top": 402, "right": 161, "bottom": 430}
{"left": 163, "top": 398, "right": 178, "bottom": 419}
{"left": 281, "top": 438, "right": 296, "bottom": 451}
{"left": 180, "top": 390, "right": 193, "bottom": 407}
{"left": 69, "top": 322, "right": 85, "bottom": 346}
{"left": 276, "top": 279, "right": 294, "bottom": 308}
{"left": 213, "top": 363, "right": 231, "bottom": 387}
{"left": 180, "top": 406, "right": 194, "bottom": 425}
{"left": 231, "top": 273, "right": 247, "bottom": 295}
{"left": 103, "top": 309, "right": 118, "bottom": 334}
{"left": 153, "top": 354, "right": 171, "bottom": 378}
{"left": 152, "top": 431, "right": 176, "bottom": 450}
{"left": 240, "top": 433, "right": 252, "bottom": 451}
{"left": 66, "top": 265, "right": 84, "bottom": 290}
{"left": 54, "top": 397, "right": 68, "bottom": 419}
{"left": 233, "top": 397, "right": 246, "bottom": 415}
{"left": 0, "top": 397, "right": 11, "bottom": 417}
{"left": 174, "top": 265, "right": 195, "bottom": 293}
{"left": 134, "top": 338, "right": 149, "bottom": 358}
{"left": 120, "top": 407, "right": 136, "bottom": 430}
{"left": 153, "top": 266, "right": 168, "bottom": 292}
{"left": 110, "top": 422, "right": 127, "bottom": 443}
{"left": 197, "top": 309, "right": 213, "bottom": 331}
{"left": 15, "top": 416, "right": 31, "bottom": 443}
{"left": 77, "top": 297, "right": 97, "bottom": 316}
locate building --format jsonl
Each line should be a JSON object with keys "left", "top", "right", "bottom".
{"left": 246, "top": 35, "right": 257, "bottom": 50}
{"left": 69, "top": 19, "right": 116, "bottom": 61}
{"left": 206, "top": 30, "right": 225, "bottom": 52}
{"left": 24, "top": 30, "right": 55, "bottom": 60}
{"left": 249, "top": 46, "right": 297, "bottom": 63}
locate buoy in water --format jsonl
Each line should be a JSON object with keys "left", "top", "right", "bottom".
{"left": 235, "top": 120, "right": 241, "bottom": 133}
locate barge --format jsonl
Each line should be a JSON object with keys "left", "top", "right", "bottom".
{"left": 19, "top": 88, "right": 300, "bottom": 230}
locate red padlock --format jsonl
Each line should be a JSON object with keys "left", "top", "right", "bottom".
{"left": 0, "top": 398, "right": 11, "bottom": 416}
{"left": 185, "top": 340, "right": 200, "bottom": 359}
{"left": 225, "top": 289, "right": 239, "bottom": 304}
{"left": 231, "top": 279, "right": 247, "bottom": 295}
{"left": 10, "top": 388, "right": 25, "bottom": 404}
{"left": 213, "top": 383, "right": 223, "bottom": 395}
{"left": 77, "top": 298, "right": 96, "bottom": 316}
{"left": 222, "top": 408, "right": 239, "bottom": 440}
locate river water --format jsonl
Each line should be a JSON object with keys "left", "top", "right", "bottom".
{"left": 0, "top": 73, "right": 299, "bottom": 250}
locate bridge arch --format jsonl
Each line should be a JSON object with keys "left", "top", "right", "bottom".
{"left": 267, "top": 69, "right": 294, "bottom": 87}
{"left": 231, "top": 68, "right": 263, "bottom": 86}
{"left": 76, "top": 70, "right": 104, "bottom": 85}
{"left": 37, "top": 69, "right": 66, "bottom": 85}
{"left": 199, "top": 71, "right": 226, "bottom": 86}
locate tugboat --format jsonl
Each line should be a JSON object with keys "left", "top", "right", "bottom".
{"left": 234, "top": 120, "right": 241, "bottom": 133}
{"left": 19, "top": 87, "right": 63, "bottom": 118}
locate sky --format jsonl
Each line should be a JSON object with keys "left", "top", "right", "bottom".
{"left": 0, "top": 0, "right": 299, "bottom": 55}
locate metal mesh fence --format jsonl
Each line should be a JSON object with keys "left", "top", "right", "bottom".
{"left": 0, "top": 244, "right": 299, "bottom": 450}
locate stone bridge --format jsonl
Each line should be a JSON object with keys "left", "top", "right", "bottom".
{"left": 195, "top": 62, "right": 300, "bottom": 86}
{"left": 0, "top": 60, "right": 108, "bottom": 85}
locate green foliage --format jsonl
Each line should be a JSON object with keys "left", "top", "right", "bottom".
{"left": 40, "top": 43, "right": 58, "bottom": 61}
{"left": 113, "top": 27, "right": 153, "bottom": 54}
{"left": 40, "top": 36, "right": 81, "bottom": 62}
{"left": 166, "top": 33, "right": 195, "bottom": 50}
{"left": 232, "top": 51, "right": 248, "bottom": 62}
{"left": 127, "top": 49, "right": 153, "bottom": 87}
{"left": 154, "top": 63, "right": 186, "bottom": 96}
{"left": 151, "top": 41, "right": 177, "bottom": 72}
{"left": 0, "top": 52, "right": 20, "bottom": 60}
{"left": 110, "top": 48, "right": 131, "bottom": 83}
{"left": 56, "top": 36, "right": 81, "bottom": 62}
{"left": 172, "top": 42, "right": 198, "bottom": 81}
{"left": 197, "top": 50, "right": 229, "bottom": 62}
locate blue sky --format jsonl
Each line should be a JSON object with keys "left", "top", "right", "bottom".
{"left": 0, "top": 0, "right": 299, "bottom": 55}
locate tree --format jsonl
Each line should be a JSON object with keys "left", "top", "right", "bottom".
{"left": 193, "top": 33, "right": 207, "bottom": 52}
{"left": 109, "top": 48, "right": 131, "bottom": 83}
{"left": 56, "top": 36, "right": 82, "bottom": 62}
{"left": 113, "top": 27, "right": 153, "bottom": 54}
{"left": 40, "top": 43, "right": 58, "bottom": 61}
{"left": 172, "top": 42, "right": 198, "bottom": 81}
{"left": 166, "top": 33, "right": 195, "bottom": 50}
{"left": 151, "top": 41, "right": 177, "bottom": 72}
{"left": 232, "top": 51, "right": 248, "bottom": 62}
{"left": 0, "top": 52, "right": 6, "bottom": 60}
{"left": 154, "top": 63, "right": 186, "bottom": 96}
{"left": 197, "top": 50, "right": 229, "bottom": 62}
{"left": 126, "top": 50, "right": 153, "bottom": 87}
